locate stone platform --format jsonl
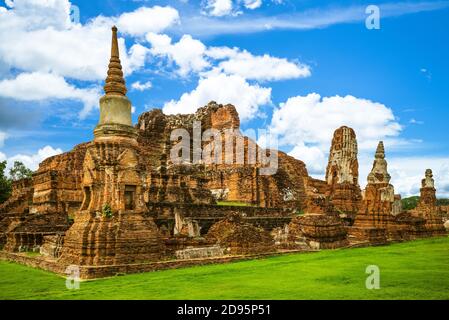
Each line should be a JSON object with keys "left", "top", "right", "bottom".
{"left": 0, "top": 248, "right": 313, "bottom": 280}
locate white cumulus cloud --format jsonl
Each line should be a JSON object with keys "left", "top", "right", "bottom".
{"left": 206, "top": 47, "right": 311, "bottom": 81}
{"left": 5, "top": 145, "right": 63, "bottom": 172}
{"left": 288, "top": 142, "right": 327, "bottom": 175}
{"left": 131, "top": 81, "right": 153, "bottom": 91}
{"left": 203, "top": 0, "right": 234, "bottom": 17}
{"left": 269, "top": 93, "right": 403, "bottom": 179}
{"left": 0, "top": 72, "right": 100, "bottom": 118}
{"left": 201, "top": 0, "right": 265, "bottom": 17}
{"left": 145, "top": 33, "right": 311, "bottom": 81}
{"left": 0, "top": 1, "right": 156, "bottom": 82}
{"left": 2, "top": 0, "right": 72, "bottom": 30}
{"left": 271, "top": 93, "right": 402, "bottom": 151}
{"left": 163, "top": 73, "right": 271, "bottom": 121}
{"left": 126, "top": 44, "right": 151, "bottom": 74}
{"left": 146, "top": 33, "right": 210, "bottom": 76}
{"left": 0, "top": 1, "right": 183, "bottom": 118}
{"left": 117, "top": 6, "right": 180, "bottom": 36}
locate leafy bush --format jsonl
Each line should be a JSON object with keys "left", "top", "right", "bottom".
{"left": 9, "top": 161, "right": 33, "bottom": 181}
{"left": 102, "top": 204, "right": 113, "bottom": 218}
{"left": 1, "top": 160, "right": 33, "bottom": 204}
{"left": 0, "top": 161, "right": 11, "bottom": 204}
{"left": 401, "top": 196, "right": 420, "bottom": 210}
{"left": 437, "top": 198, "right": 449, "bottom": 206}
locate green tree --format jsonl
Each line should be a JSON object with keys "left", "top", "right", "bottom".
{"left": 437, "top": 198, "right": 449, "bottom": 206}
{"left": 0, "top": 161, "right": 12, "bottom": 204}
{"left": 9, "top": 161, "right": 33, "bottom": 181}
{"left": 401, "top": 196, "right": 420, "bottom": 210}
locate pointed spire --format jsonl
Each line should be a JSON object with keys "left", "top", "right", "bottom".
{"left": 367, "top": 141, "right": 391, "bottom": 184}
{"left": 104, "top": 26, "right": 127, "bottom": 96}
{"left": 375, "top": 141, "right": 385, "bottom": 159}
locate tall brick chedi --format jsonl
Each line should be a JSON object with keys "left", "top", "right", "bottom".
{"left": 413, "top": 169, "right": 446, "bottom": 236}
{"left": 325, "top": 126, "right": 362, "bottom": 215}
{"left": 59, "top": 27, "right": 164, "bottom": 266}
{"left": 350, "top": 142, "right": 395, "bottom": 243}
{"left": 416, "top": 169, "right": 437, "bottom": 214}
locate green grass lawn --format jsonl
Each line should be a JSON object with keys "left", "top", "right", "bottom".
{"left": 0, "top": 237, "right": 448, "bottom": 300}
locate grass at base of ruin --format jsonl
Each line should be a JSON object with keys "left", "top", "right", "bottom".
{"left": 216, "top": 201, "right": 251, "bottom": 206}
{"left": 0, "top": 237, "right": 448, "bottom": 300}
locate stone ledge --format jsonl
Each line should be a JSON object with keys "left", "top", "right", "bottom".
{"left": 0, "top": 249, "right": 315, "bottom": 280}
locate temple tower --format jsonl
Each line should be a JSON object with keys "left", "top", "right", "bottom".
{"left": 414, "top": 169, "right": 446, "bottom": 236}
{"left": 367, "top": 141, "right": 392, "bottom": 186}
{"left": 59, "top": 27, "right": 164, "bottom": 268}
{"left": 350, "top": 141, "right": 397, "bottom": 243}
{"left": 417, "top": 169, "right": 437, "bottom": 211}
{"left": 325, "top": 126, "right": 362, "bottom": 215}
{"left": 363, "top": 141, "right": 395, "bottom": 217}
{"left": 326, "top": 126, "right": 359, "bottom": 186}
{"left": 81, "top": 26, "right": 142, "bottom": 213}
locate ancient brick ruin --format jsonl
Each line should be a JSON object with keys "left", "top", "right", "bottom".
{"left": 325, "top": 126, "right": 362, "bottom": 217}
{"left": 0, "top": 27, "right": 447, "bottom": 279}
{"left": 411, "top": 169, "right": 447, "bottom": 237}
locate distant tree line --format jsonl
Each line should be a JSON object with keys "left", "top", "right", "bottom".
{"left": 0, "top": 160, "right": 34, "bottom": 204}
{"left": 401, "top": 196, "right": 420, "bottom": 210}
{"left": 401, "top": 196, "right": 449, "bottom": 210}
{"left": 437, "top": 198, "right": 449, "bottom": 206}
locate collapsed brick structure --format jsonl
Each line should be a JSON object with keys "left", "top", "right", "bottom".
{"left": 0, "top": 142, "right": 86, "bottom": 251}
{"left": 0, "top": 178, "right": 33, "bottom": 247}
{"left": 289, "top": 214, "right": 348, "bottom": 249}
{"left": 206, "top": 212, "right": 275, "bottom": 254}
{"left": 0, "top": 27, "right": 447, "bottom": 278}
{"left": 137, "top": 102, "right": 308, "bottom": 209}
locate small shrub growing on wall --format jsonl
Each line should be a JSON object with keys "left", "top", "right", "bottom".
{"left": 102, "top": 204, "right": 113, "bottom": 218}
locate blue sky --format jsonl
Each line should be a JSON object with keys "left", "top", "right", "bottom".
{"left": 0, "top": 0, "right": 448, "bottom": 196}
